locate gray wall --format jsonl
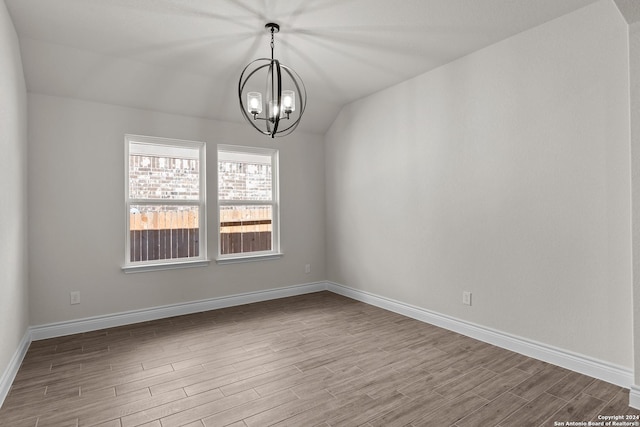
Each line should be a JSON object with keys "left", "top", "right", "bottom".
{"left": 0, "top": 0, "right": 29, "bottom": 379}
{"left": 325, "top": 0, "right": 632, "bottom": 368}
{"left": 27, "top": 94, "right": 326, "bottom": 325}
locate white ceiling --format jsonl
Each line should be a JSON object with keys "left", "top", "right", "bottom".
{"left": 5, "top": 0, "right": 599, "bottom": 135}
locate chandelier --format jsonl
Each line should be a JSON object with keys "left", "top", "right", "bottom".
{"left": 238, "top": 23, "right": 307, "bottom": 138}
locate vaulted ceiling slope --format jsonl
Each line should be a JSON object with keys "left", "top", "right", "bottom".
{"left": 6, "top": 0, "right": 598, "bottom": 135}
{"left": 613, "top": 0, "right": 640, "bottom": 24}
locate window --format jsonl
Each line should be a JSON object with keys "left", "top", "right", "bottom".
{"left": 217, "top": 145, "right": 280, "bottom": 262}
{"left": 124, "top": 135, "right": 207, "bottom": 272}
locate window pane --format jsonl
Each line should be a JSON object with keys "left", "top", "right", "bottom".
{"left": 218, "top": 156, "right": 272, "bottom": 201}
{"left": 129, "top": 144, "right": 200, "bottom": 200}
{"left": 220, "top": 205, "right": 272, "bottom": 255}
{"left": 130, "top": 205, "right": 199, "bottom": 262}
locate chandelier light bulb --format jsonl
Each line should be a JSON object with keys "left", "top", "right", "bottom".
{"left": 282, "top": 90, "right": 295, "bottom": 113}
{"left": 247, "top": 92, "right": 262, "bottom": 115}
{"left": 268, "top": 100, "right": 279, "bottom": 121}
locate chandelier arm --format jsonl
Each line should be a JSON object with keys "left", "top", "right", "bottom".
{"left": 272, "top": 65, "right": 306, "bottom": 136}
{"left": 238, "top": 60, "right": 273, "bottom": 136}
{"left": 265, "top": 62, "right": 273, "bottom": 136}
{"left": 281, "top": 65, "right": 306, "bottom": 113}
{"left": 268, "top": 60, "right": 283, "bottom": 138}
{"left": 238, "top": 59, "right": 271, "bottom": 97}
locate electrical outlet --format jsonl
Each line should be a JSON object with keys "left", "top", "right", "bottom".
{"left": 70, "top": 291, "right": 81, "bottom": 305}
{"left": 305, "top": 264, "right": 311, "bottom": 274}
{"left": 462, "top": 291, "right": 472, "bottom": 306}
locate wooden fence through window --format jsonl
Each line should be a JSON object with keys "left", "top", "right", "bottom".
{"left": 130, "top": 229, "right": 199, "bottom": 262}
{"left": 129, "top": 211, "right": 272, "bottom": 261}
{"left": 220, "top": 224, "right": 272, "bottom": 255}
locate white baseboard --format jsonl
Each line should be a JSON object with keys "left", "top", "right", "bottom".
{"left": 30, "top": 282, "right": 327, "bottom": 341}
{"left": 630, "top": 386, "right": 640, "bottom": 410}
{"left": 326, "top": 282, "right": 635, "bottom": 393}
{"left": 0, "top": 330, "right": 31, "bottom": 407}
{"left": 6, "top": 280, "right": 639, "bottom": 410}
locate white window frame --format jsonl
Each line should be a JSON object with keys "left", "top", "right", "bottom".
{"left": 123, "top": 134, "right": 208, "bottom": 273}
{"left": 217, "top": 144, "right": 281, "bottom": 263}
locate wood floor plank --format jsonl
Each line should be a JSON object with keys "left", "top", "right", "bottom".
{"left": 1, "top": 386, "right": 48, "bottom": 409}
{"left": 368, "top": 392, "right": 448, "bottom": 427}
{"left": 455, "top": 392, "right": 527, "bottom": 427}
{"left": 397, "top": 366, "right": 464, "bottom": 398}
{"left": 584, "top": 378, "right": 626, "bottom": 402}
{"left": 269, "top": 393, "right": 369, "bottom": 427}
{"left": 2, "top": 291, "right": 638, "bottom": 427}
{"left": 91, "top": 419, "right": 122, "bottom": 427}
{"left": 546, "top": 370, "right": 596, "bottom": 401}
{"left": 159, "top": 388, "right": 260, "bottom": 427}
{"left": 327, "top": 349, "right": 391, "bottom": 374}
{"left": 325, "top": 365, "right": 396, "bottom": 397}
{"left": 421, "top": 348, "right": 472, "bottom": 372}
{"left": 327, "top": 392, "right": 410, "bottom": 426}
{"left": 482, "top": 351, "right": 531, "bottom": 374}
{"left": 163, "top": 344, "right": 249, "bottom": 371}
{"left": 500, "top": 392, "right": 567, "bottom": 427}
{"left": 34, "top": 388, "right": 152, "bottom": 426}
{"left": 594, "top": 389, "right": 640, "bottom": 420}
{"left": 433, "top": 367, "right": 497, "bottom": 400}
{"left": 288, "top": 365, "right": 362, "bottom": 399}
{"left": 410, "top": 391, "right": 490, "bottom": 427}
{"left": 200, "top": 389, "right": 298, "bottom": 427}
{"left": 135, "top": 420, "right": 162, "bottom": 427}
{"left": 155, "top": 364, "right": 254, "bottom": 396}
{"left": 218, "top": 365, "right": 302, "bottom": 397}
{"left": 469, "top": 367, "right": 531, "bottom": 401}
{"left": 509, "top": 364, "right": 570, "bottom": 401}
{"left": 120, "top": 388, "right": 224, "bottom": 427}
{"left": 242, "top": 389, "right": 334, "bottom": 427}
{"left": 3, "top": 385, "right": 115, "bottom": 422}
{"left": 448, "top": 344, "right": 504, "bottom": 373}
{"left": 225, "top": 347, "right": 303, "bottom": 373}
{"left": 253, "top": 366, "right": 333, "bottom": 397}
{"left": 77, "top": 388, "right": 186, "bottom": 427}
{"left": 184, "top": 338, "right": 282, "bottom": 367}
{"left": 359, "top": 366, "right": 430, "bottom": 399}
{"left": 0, "top": 415, "right": 38, "bottom": 427}
{"left": 115, "top": 363, "right": 205, "bottom": 395}
{"left": 544, "top": 392, "right": 608, "bottom": 425}
{"left": 79, "top": 363, "right": 175, "bottom": 394}
{"left": 515, "top": 357, "right": 555, "bottom": 375}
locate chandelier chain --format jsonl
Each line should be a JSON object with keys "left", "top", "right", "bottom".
{"left": 270, "top": 28, "right": 275, "bottom": 60}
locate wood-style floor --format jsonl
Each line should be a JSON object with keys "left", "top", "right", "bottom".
{"left": 1, "top": 291, "right": 638, "bottom": 427}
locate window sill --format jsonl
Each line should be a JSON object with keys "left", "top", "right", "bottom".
{"left": 122, "top": 259, "right": 210, "bottom": 274}
{"left": 216, "top": 253, "right": 283, "bottom": 265}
